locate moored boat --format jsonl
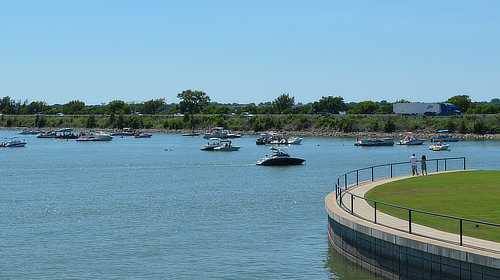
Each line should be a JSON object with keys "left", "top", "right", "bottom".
{"left": 134, "top": 132, "right": 152, "bottom": 138}
{"left": 397, "top": 133, "right": 424, "bottom": 145}
{"left": 256, "top": 148, "right": 305, "bottom": 166}
{"left": 77, "top": 132, "right": 113, "bottom": 142}
{"left": 256, "top": 132, "right": 302, "bottom": 145}
{"left": 429, "top": 142, "right": 450, "bottom": 151}
{"left": 55, "top": 128, "right": 79, "bottom": 139}
{"left": 355, "top": 138, "right": 394, "bottom": 146}
{"left": 213, "top": 140, "right": 241, "bottom": 151}
{"left": 201, "top": 138, "right": 223, "bottom": 151}
{"left": 110, "top": 128, "right": 136, "bottom": 136}
{"left": 1, "top": 136, "right": 27, "bottom": 147}
{"left": 203, "top": 127, "right": 241, "bottom": 139}
{"left": 37, "top": 130, "right": 56, "bottom": 138}
{"left": 19, "top": 129, "right": 42, "bottom": 135}
{"left": 431, "top": 130, "right": 459, "bottom": 142}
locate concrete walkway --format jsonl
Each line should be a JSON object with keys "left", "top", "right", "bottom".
{"left": 337, "top": 170, "right": 500, "bottom": 255}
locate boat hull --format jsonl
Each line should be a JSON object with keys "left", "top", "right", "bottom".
{"left": 397, "top": 139, "right": 424, "bottom": 145}
{"left": 256, "top": 157, "right": 305, "bottom": 166}
{"left": 429, "top": 144, "right": 450, "bottom": 151}
{"left": 214, "top": 146, "right": 241, "bottom": 151}
{"left": 3, "top": 142, "right": 27, "bottom": 147}
{"left": 431, "top": 136, "right": 459, "bottom": 142}
{"left": 355, "top": 140, "right": 394, "bottom": 146}
{"left": 77, "top": 134, "right": 113, "bottom": 141}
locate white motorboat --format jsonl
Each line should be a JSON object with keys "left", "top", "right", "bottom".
{"left": 201, "top": 138, "right": 223, "bottom": 151}
{"left": 213, "top": 140, "right": 241, "bottom": 151}
{"left": 397, "top": 133, "right": 424, "bottom": 145}
{"left": 77, "top": 132, "right": 113, "bottom": 142}
{"left": 429, "top": 142, "right": 450, "bottom": 151}
{"left": 1, "top": 136, "right": 27, "bottom": 147}
{"left": 256, "top": 133, "right": 302, "bottom": 145}
{"left": 110, "top": 128, "right": 136, "bottom": 136}
{"left": 134, "top": 132, "right": 152, "bottom": 138}
{"left": 203, "top": 127, "right": 241, "bottom": 139}
{"left": 19, "top": 129, "right": 42, "bottom": 135}
{"left": 256, "top": 148, "right": 305, "bottom": 166}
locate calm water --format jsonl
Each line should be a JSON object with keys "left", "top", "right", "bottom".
{"left": 1, "top": 130, "right": 498, "bottom": 279}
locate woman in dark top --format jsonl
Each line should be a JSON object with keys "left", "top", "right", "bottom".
{"left": 421, "top": 155, "right": 427, "bottom": 175}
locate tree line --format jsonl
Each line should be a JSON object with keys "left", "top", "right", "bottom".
{"left": 1, "top": 90, "right": 499, "bottom": 116}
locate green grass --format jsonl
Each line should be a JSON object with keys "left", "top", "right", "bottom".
{"left": 365, "top": 170, "right": 500, "bottom": 243}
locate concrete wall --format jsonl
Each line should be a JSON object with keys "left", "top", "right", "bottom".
{"left": 325, "top": 193, "right": 500, "bottom": 280}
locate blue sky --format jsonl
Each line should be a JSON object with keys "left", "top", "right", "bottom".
{"left": 1, "top": 0, "right": 499, "bottom": 105}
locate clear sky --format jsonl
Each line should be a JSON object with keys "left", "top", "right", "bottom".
{"left": 1, "top": 0, "right": 499, "bottom": 105}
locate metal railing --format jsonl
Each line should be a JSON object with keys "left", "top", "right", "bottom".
{"left": 334, "top": 157, "right": 500, "bottom": 251}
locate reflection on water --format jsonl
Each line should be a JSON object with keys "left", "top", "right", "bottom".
{"left": 325, "top": 246, "right": 382, "bottom": 280}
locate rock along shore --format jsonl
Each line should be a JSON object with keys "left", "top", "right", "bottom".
{"left": 3, "top": 126, "right": 498, "bottom": 140}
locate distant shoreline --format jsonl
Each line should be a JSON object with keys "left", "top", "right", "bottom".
{"left": 2, "top": 126, "right": 498, "bottom": 140}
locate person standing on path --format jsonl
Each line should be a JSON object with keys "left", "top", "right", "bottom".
{"left": 421, "top": 155, "right": 428, "bottom": 175}
{"left": 410, "top": 154, "right": 419, "bottom": 176}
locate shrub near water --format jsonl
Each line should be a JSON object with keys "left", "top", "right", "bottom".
{"left": 1, "top": 114, "right": 499, "bottom": 135}
{"left": 366, "top": 171, "right": 500, "bottom": 243}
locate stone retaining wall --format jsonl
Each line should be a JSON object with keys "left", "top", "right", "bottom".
{"left": 325, "top": 192, "right": 500, "bottom": 280}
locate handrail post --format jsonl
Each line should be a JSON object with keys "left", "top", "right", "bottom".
{"left": 339, "top": 188, "right": 342, "bottom": 206}
{"left": 464, "top": 157, "right": 466, "bottom": 170}
{"left": 437, "top": 159, "right": 439, "bottom": 172}
{"left": 460, "top": 219, "right": 463, "bottom": 246}
{"left": 345, "top": 174, "right": 347, "bottom": 190}
{"left": 356, "top": 170, "right": 359, "bottom": 185}
{"left": 409, "top": 210, "right": 412, "bottom": 234}
{"left": 371, "top": 167, "right": 374, "bottom": 181}
{"left": 374, "top": 202, "right": 377, "bottom": 224}
{"left": 445, "top": 159, "right": 447, "bottom": 171}
{"left": 351, "top": 194, "right": 354, "bottom": 214}
{"left": 390, "top": 164, "right": 393, "bottom": 178}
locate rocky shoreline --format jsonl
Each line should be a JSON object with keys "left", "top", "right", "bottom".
{"left": 3, "top": 126, "right": 498, "bottom": 140}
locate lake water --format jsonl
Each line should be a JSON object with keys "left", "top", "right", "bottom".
{"left": 0, "top": 130, "right": 498, "bottom": 279}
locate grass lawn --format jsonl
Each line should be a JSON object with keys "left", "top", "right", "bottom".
{"left": 365, "top": 170, "right": 500, "bottom": 243}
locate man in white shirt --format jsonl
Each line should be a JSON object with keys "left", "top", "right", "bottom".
{"left": 410, "top": 154, "right": 419, "bottom": 176}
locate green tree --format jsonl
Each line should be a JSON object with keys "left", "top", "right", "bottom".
{"left": 201, "top": 105, "right": 217, "bottom": 114}
{"left": 395, "top": 99, "right": 411, "bottom": 103}
{"left": 239, "top": 104, "right": 258, "bottom": 114}
{"left": 473, "top": 120, "right": 488, "bottom": 134}
{"left": 446, "top": 95, "right": 472, "bottom": 113}
{"left": 257, "top": 105, "right": 275, "bottom": 114}
{"left": 177, "top": 90, "right": 211, "bottom": 114}
{"left": 377, "top": 100, "right": 394, "bottom": 114}
{"left": 86, "top": 115, "right": 97, "bottom": 128}
{"left": 272, "top": 93, "right": 295, "bottom": 113}
{"left": 384, "top": 119, "right": 396, "bottom": 132}
{"left": 0, "top": 96, "right": 16, "bottom": 114}
{"left": 22, "top": 101, "right": 51, "bottom": 115}
{"left": 349, "top": 101, "right": 380, "bottom": 114}
{"left": 312, "top": 96, "right": 346, "bottom": 114}
{"left": 214, "top": 106, "right": 234, "bottom": 114}
{"left": 107, "top": 100, "right": 129, "bottom": 114}
{"left": 62, "top": 100, "right": 85, "bottom": 114}
{"left": 298, "top": 104, "right": 313, "bottom": 114}
{"left": 35, "top": 115, "right": 46, "bottom": 128}
{"left": 140, "top": 98, "right": 166, "bottom": 114}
